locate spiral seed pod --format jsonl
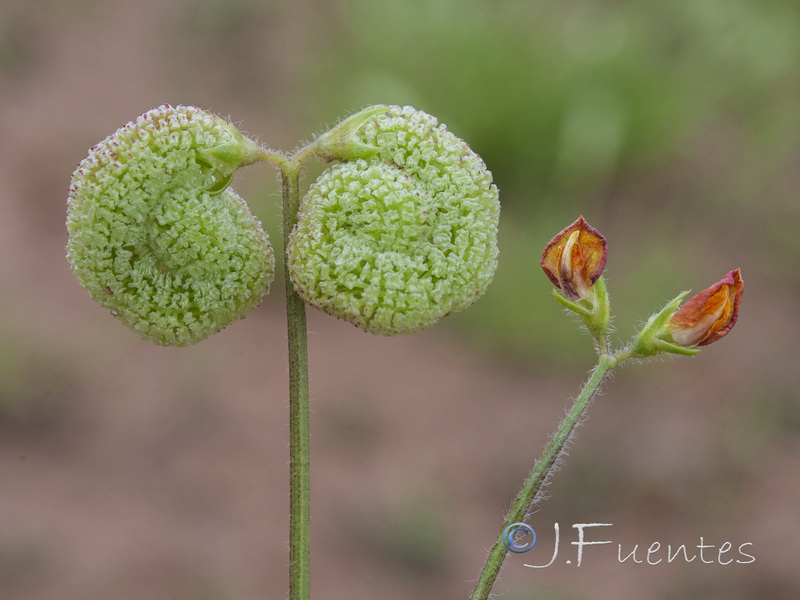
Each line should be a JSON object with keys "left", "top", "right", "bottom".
{"left": 66, "top": 105, "right": 274, "bottom": 346}
{"left": 288, "top": 105, "right": 500, "bottom": 335}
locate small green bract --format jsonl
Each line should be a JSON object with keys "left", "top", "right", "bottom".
{"left": 66, "top": 104, "right": 274, "bottom": 346}
{"left": 288, "top": 106, "right": 500, "bottom": 335}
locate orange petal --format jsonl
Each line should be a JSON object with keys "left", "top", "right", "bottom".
{"left": 541, "top": 216, "right": 608, "bottom": 301}
{"left": 669, "top": 269, "right": 743, "bottom": 346}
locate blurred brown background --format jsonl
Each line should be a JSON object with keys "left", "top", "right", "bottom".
{"left": 1, "top": 1, "right": 799, "bottom": 599}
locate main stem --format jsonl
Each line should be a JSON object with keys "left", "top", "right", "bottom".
{"left": 282, "top": 160, "right": 311, "bottom": 600}
{"left": 470, "top": 353, "right": 617, "bottom": 600}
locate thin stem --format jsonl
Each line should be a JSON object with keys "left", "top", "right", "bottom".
{"left": 272, "top": 136, "right": 325, "bottom": 600}
{"left": 257, "top": 147, "right": 289, "bottom": 168}
{"left": 470, "top": 353, "right": 618, "bottom": 600}
{"left": 281, "top": 159, "right": 311, "bottom": 600}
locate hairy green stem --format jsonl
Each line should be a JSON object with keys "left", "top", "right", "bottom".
{"left": 265, "top": 136, "right": 329, "bottom": 600}
{"left": 470, "top": 353, "right": 618, "bottom": 600}
{"left": 281, "top": 159, "right": 311, "bottom": 600}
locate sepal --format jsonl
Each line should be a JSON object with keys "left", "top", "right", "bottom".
{"left": 313, "top": 105, "right": 391, "bottom": 162}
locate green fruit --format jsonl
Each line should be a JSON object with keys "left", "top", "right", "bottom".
{"left": 66, "top": 105, "right": 273, "bottom": 346}
{"left": 288, "top": 106, "right": 499, "bottom": 335}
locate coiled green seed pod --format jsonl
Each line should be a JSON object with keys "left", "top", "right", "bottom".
{"left": 288, "top": 105, "right": 500, "bottom": 335}
{"left": 66, "top": 105, "right": 274, "bottom": 346}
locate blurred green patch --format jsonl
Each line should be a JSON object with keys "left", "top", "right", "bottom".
{"left": 0, "top": 11, "right": 41, "bottom": 79}
{"left": 176, "top": 574, "right": 238, "bottom": 600}
{"left": 308, "top": 0, "right": 687, "bottom": 200}
{"left": 725, "top": 382, "right": 800, "bottom": 462}
{"left": 316, "top": 394, "right": 388, "bottom": 455}
{"left": 0, "top": 538, "right": 49, "bottom": 593}
{"left": 179, "top": 0, "right": 264, "bottom": 40}
{"left": 0, "top": 339, "right": 80, "bottom": 441}
{"left": 356, "top": 491, "right": 450, "bottom": 576}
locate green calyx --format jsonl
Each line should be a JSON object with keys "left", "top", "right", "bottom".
{"left": 627, "top": 291, "right": 700, "bottom": 358}
{"left": 312, "top": 105, "right": 391, "bottom": 162}
{"left": 66, "top": 105, "right": 274, "bottom": 346}
{"left": 552, "top": 275, "right": 611, "bottom": 342}
{"left": 288, "top": 105, "right": 500, "bottom": 335}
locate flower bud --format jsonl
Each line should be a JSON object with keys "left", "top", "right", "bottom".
{"left": 628, "top": 269, "right": 743, "bottom": 358}
{"left": 540, "top": 216, "right": 611, "bottom": 340}
{"left": 540, "top": 216, "right": 607, "bottom": 302}
{"left": 663, "top": 268, "right": 743, "bottom": 347}
{"left": 288, "top": 105, "right": 500, "bottom": 335}
{"left": 66, "top": 105, "right": 274, "bottom": 346}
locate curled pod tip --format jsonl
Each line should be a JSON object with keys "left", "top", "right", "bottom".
{"left": 288, "top": 105, "right": 500, "bottom": 335}
{"left": 66, "top": 104, "right": 274, "bottom": 346}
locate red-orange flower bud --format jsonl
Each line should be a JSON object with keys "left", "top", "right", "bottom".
{"left": 665, "top": 269, "right": 743, "bottom": 347}
{"left": 541, "top": 216, "right": 608, "bottom": 301}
